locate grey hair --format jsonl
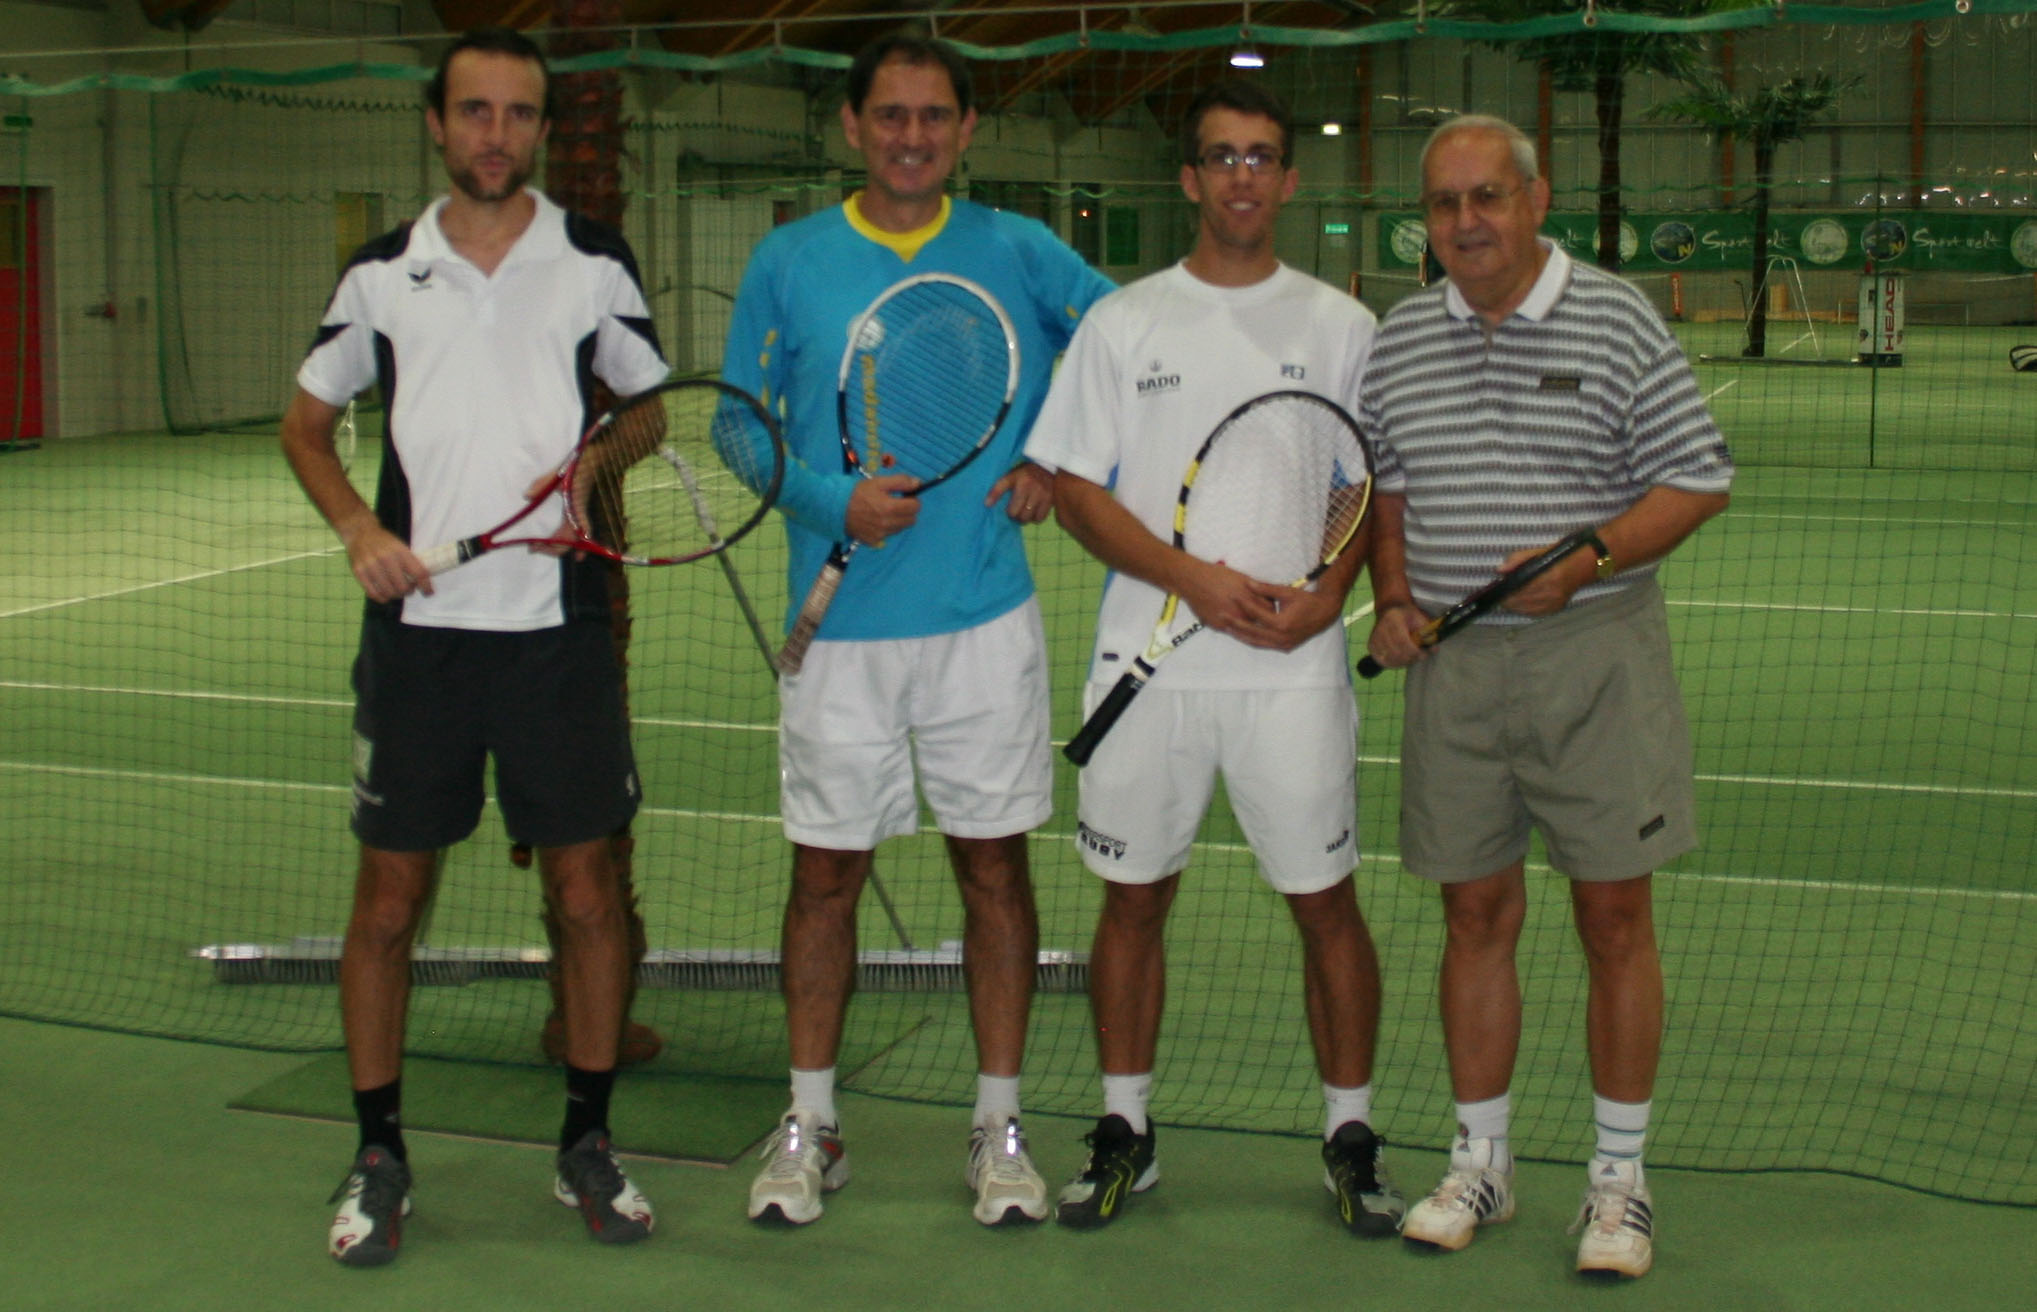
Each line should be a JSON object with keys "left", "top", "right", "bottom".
{"left": 1419, "top": 114, "right": 1540, "bottom": 183}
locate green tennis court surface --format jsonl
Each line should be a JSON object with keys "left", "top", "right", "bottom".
{"left": 3, "top": 372, "right": 2032, "bottom": 1201}
{"left": 231, "top": 1053, "right": 787, "bottom": 1164}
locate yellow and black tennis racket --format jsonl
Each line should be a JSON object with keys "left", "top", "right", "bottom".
{"left": 1063, "top": 390, "right": 1375, "bottom": 767}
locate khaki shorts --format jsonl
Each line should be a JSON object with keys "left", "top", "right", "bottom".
{"left": 1399, "top": 578, "right": 1696, "bottom": 883}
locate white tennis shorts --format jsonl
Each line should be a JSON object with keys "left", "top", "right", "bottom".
{"left": 1073, "top": 683, "right": 1360, "bottom": 895}
{"left": 777, "top": 599, "right": 1053, "bottom": 849}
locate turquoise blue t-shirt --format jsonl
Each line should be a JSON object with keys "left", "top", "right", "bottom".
{"left": 723, "top": 196, "right": 1113, "bottom": 641}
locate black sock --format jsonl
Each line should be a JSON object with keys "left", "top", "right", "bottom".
{"left": 562, "top": 1064, "right": 617, "bottom": 1151}
{"left": 353, "top": 1080, "right": 406, "bottom": 1162}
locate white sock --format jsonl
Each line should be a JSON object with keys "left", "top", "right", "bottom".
{"left": 789, "top": 1066, "right": 838, "bottom": 1129}
{"left": 975, "top": 1073, "right": 1022, "bottom": 1129}
{"left": 1323, "top": 1082, "right": 1374, "bottom": 1141}
{"left": 1591, "top": 1094, "right": 1649, "bottom": 1178}
{"left": 1455, "top": 1092, "right": 1513, "bottom": 1170}
{"left": 1102, "top": 1072, "right": 1153, "bottom": 1135}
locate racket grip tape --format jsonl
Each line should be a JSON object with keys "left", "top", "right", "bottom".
{"left": 1355, "top": 654, "right": 1384, "bottom": 680}
{"left": 775, "top": 561, "right": 845, "bottom": 677}
{"left": 413, "top": 541, "right": 469, "bottom": 577}
{"left": 1062, "top": 670, "right": 1145, "bottom": 767}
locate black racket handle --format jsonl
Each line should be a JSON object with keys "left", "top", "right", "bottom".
{"left": 1062, "top": 670, "right": 1144, "bottom": 766}
{"left": 1354, "top": 528, "right": 1600, "bottom": 679}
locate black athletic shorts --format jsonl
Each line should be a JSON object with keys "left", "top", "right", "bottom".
{"left": 348, "top": 616, "right": 639, "bottom": 852}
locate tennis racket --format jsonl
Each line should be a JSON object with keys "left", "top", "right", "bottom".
{"left": 1355, "top": 526, "right": 1602, "bottom": 679}
{"left": 772, "top": 272, "right": 1021, "bottom": 676}
{"left": 1062, "top": 390, "right": 1375, "bottom": 768}
{"left": 412, "top": 378, "right": 785, "bottom": 576}
{"left": 337, "top": 398, "right": 359, "bottom": 474}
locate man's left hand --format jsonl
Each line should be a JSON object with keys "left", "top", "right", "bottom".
{"left": 990, "top": 461, "right": 1054, "bottom": 524}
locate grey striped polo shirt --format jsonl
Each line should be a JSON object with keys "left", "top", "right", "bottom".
{"left": 1359, "top": 241, "right": 1734, "bottom": 622}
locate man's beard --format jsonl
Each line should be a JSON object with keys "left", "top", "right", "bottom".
{"left": 448, "top": 155, "right": 532, "bottom": 203}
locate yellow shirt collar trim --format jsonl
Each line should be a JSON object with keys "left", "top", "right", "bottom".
{"left": 843, "top": 192, "right": 950, "bottom": 263}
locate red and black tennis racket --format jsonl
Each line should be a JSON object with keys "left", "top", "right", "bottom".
{"left": 1356, "top": 526, "right": 1602, "bottom": 679}
{"left": 412, "top": 378, "right": 784, "bottom": 576}
{"left": 772, "top": 272, "right": 1020, "bottom": 676}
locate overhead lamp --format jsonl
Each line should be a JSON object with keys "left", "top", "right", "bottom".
{"left": 1229, "top": 45, "right": 1265, "bottom": 69}
{"left": 1321, "top": 122, "right": 1343, "bottom": 136}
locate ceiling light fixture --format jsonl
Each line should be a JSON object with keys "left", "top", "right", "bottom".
{"left": 1231, "top": 8, "right": 1263, "bottom": 69}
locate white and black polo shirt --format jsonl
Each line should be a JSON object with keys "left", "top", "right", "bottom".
{"left": 298, "top": 189, "right": 669, "bottom": 631}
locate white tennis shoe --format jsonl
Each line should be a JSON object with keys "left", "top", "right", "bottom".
{"left": 748, "top": 1111, "right": 849, "bottom": 1225}
{"left": 1573, "top": 1159, "right": 1655, "bottom": 1279}
{"left": 967, "top": 1118, "right": 1050, "bottom": 1225}
{"left": 1401, "top": 1136, "right": 1515, "bottom": 1252}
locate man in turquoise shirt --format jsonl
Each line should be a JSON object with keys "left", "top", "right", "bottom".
{"left": 721, "top": 31, "right": 1112, "bottom": 1229}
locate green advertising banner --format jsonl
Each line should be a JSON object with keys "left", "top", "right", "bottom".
{"left": 1377, "top": 210, "right": 2037, "bottom": 274}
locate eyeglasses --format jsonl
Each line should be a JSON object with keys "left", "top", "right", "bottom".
{"left": 1196, "top": 148, "right": 1286, "bottom": 175}
{"left": 867, "top": 104, "right": 959, "bottom": 130}
{"left": 1419, "top": 184, "right": 1522, "bottom": 221}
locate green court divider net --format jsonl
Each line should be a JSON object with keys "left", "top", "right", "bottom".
{"left": 1, "top": 8, "right": 2033, "bottom": 1203}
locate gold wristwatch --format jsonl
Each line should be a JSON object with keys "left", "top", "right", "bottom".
{"left": 1584, "top": 530, "right": 1616, "bottom": 581}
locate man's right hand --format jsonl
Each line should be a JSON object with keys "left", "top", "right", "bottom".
{"left": 1365, "top": 600, "right": 1431, "bottom": 671}
{"left": 345, "top": 519, "right": 434, "bottom": 602}
{"left": 845, "top": 473, "right": 922, "bottom": 547}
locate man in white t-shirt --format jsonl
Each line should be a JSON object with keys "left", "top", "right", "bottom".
{"left": 1024, "top": 79, "right": 1402, "bottom": 1237}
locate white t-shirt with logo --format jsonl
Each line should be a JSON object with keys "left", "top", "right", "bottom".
{"left": 1025, "top": 261, "right": 1378, "bottom": 690}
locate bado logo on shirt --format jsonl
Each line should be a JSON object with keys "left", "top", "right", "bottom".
{"left": 1135, "top": 360, "right": 1181, "bottom": 398}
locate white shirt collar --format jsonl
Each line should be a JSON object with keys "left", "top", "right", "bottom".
{"left": 1442, "top": 237, "right": 1571, "bottom": 323}
{"left": 408, "top": 188, "right": 565, "bottom": 273}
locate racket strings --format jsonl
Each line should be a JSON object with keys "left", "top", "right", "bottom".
{"left": 1183, "top": 395, "right": 1373, "bottom": 586}
{"left": 844, "top": 282, "right": 1010, "bottom": 479}
{"left": 575, "top": 385, "right": 782, "bottom": 565}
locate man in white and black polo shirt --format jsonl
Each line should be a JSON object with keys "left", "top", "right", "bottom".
{"left": 280, "top": 28, "right": 667, "bottom": 1266}
{"left": 1360, "top": 114, "right": 1733, "bottom": 1281}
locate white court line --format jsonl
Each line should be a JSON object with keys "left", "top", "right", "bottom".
{"left": 2, "top": 758, "right": 2026, "bottom": 907}
{"left": 1352, "top": 755, "right": 2037, "bottom": 803}
{"left": 1667, "top": 597, "right": 2037, "bottom": 622}
{"left": 1657, "top": 869, "right": 2037, "bottom": 904}
{"left": 0, "top": 549, "right": 338, "bottom": 620}
{"left": 0, "top": 680, "right": 776, "bottom": 735}
{"left": 4, "top": 681, "right": 2026, "bottom": 799}
{"left": 8, "top": 738, "right": 2031, "bottom": 805}
{"left": 0, "top": 679, "right": 350, "bottom": 708}
{"left": 1727, "top": 510, "right": 2035, "bottom": 530}
{"left": 0, "top": 760, "right": 343, "bottom": 795}
{"left": 1696, "top": 769, "right": 2037, "bottom": 802}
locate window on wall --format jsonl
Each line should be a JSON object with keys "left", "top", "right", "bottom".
{"left": 971, "top": 179, "right": 1050, "bottom": 223}
{"left": 334, "top": 192, "right": 385, "bottom": 274}
{"left": 1105, "top": 206, "right": 1140, "bottom": 266}
{"left": 0, "top": 192, "right": 19, "bottom": 270}
{"left": 1070, "top": 185, "right": 1102, "bottom": 265}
